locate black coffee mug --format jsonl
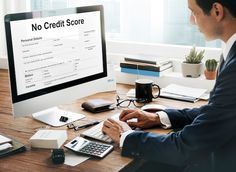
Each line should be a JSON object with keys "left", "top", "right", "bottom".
{"left": 135, "top": 79, "right": 160, "bottom": 103}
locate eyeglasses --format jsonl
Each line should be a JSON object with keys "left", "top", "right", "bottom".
{"left": 116, "top": 95, "right": 146, "bottom": 108}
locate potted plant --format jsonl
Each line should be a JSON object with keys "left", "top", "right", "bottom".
{"left": 204, "top": 59, "right": 218, "bottom": 80}
{"left": 182, "top": 46, "right": 205, "bottom": 78}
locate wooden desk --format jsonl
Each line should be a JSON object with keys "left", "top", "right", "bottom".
{"left": 0, "top": 69, "right": 207, "bottom": 171}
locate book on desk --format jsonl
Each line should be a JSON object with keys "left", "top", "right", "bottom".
{"left": 120, "top": 57, "right": 173, "bottom": 77}
{"left": 120, "top": 60, "right": 172, "bottom": 72}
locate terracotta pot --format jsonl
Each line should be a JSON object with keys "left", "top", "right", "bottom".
{"left": 204, "top": 70, "right": 216, "bottom": 80}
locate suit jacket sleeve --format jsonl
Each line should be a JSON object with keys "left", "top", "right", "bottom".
{"left": 122, "top": 44, "right": 236, "bottom": 167}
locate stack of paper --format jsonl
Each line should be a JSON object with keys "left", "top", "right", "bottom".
{"left": 0, "top": 135, "right": 13, "bottom": 152}
{"left": 0, "top": 135, "right": 12, "bottom": 145}
{"left": 0, "top": 134, "right": 26, "bottom": 158}
{"left": 160, "top": 84, "right": 207, "bottom": 103}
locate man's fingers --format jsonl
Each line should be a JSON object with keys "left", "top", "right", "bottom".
{"left": 107, "top": 118, "right": 118, "bottom": 124}
{"left": 119, "top": 109, "right": 135, "bottom": 120}
{"left": 104, "top": 119, "right": 120, "bottom": 130}
{"left": 102, "top": 121, "right": 116, "bottom": 133}
{"left": 102, "top": 125, "right": 107, "bottom": 133}
{"left": 127, "top": 121, "right": 138, "bottom": 128}
{"left": 103, "top": 120, "right": 113, "bottom": 128}
{"left": 102, "top": 124, "right": 110, "bottom": 134}
{"left": 120, "top": 111, "right": 138, "bottom": 122}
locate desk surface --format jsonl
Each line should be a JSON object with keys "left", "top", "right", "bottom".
{"left": 0, "top": 69, "right": 207, "bottom": 171}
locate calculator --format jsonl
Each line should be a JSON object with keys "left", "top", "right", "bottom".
{"left": 64, "top": 136, "right": 113, "bottom": 158}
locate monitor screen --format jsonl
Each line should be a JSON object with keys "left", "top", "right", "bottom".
{"left": 5, "top": 5, "right": 108, "bottom": 126}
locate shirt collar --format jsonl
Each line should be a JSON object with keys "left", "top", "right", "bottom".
{"left": 223, "top": 33, "right": 236, "bottom": 60}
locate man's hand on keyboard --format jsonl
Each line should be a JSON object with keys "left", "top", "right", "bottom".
{"left": 120, "top": 109, "right": 161, "bottom": 129}
{"left": 102, "top": 118, "right": 132, "bottom": 144}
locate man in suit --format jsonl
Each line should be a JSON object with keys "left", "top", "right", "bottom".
{"left": 102, "top": 0, "right": 236, "bottom": 171}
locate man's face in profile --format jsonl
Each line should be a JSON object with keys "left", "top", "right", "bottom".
{"left": 188, "top": 0, "right": 219, "bottom": 41}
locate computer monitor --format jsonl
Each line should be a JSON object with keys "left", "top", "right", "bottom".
{"left": 5, "top": 5, "right": 108, "bottom": 126}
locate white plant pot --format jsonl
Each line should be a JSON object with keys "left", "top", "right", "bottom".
{"left": 181, "top": 62, "right": 203, "bottom": 78}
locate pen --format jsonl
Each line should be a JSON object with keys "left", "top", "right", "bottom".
{"left": 74, "top": 121, "right": 100, "bottom": 130}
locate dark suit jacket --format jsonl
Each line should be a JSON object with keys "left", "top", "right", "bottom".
{"left": 122, "top": 41, "right": 236, "bottom": 172}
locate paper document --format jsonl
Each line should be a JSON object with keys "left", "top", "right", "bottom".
{"left": 161, "top": 84, "right": 207, "bottom": 99}
{"left": 64, "top": 150, "right": 89, "bottom": 166}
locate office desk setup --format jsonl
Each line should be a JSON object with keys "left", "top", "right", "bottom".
{"left": 0, "top": 69, "right": 208, "bottom": 171}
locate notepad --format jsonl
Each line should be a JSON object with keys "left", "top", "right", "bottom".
{"left": 160, "top": 84, "right": 207, "bottom": 103}
{"left": 160, "top": 92, "right": 199, "bottom": 103}
{"left": 161, "top": 84, "right": 207, "bottom": 98}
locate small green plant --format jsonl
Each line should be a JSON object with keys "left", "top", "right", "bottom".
{"left": 185, "top": 46, "right": 205, "bottom": 64}
{"left": 205, "top": 59, "right": 218, "bottom": 71}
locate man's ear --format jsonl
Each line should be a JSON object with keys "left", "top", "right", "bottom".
{"left": 212, "top": 2, "right": 224, "bottom": 21}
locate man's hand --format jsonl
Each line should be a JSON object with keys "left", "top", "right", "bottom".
{"left": 102, "top": 118, "right": 132, "bottom": 144}
{"left": 119, "top": 109, "right": 161, "bottom": 129}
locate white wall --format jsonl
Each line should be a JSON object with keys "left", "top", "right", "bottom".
{"left": 106, "top": 40, "right": 222, "bottom": 61}
{"left": 4, "top": 0, "right": 30, "bottom": 13}
{"left": 0, "top": 1, "right": 222, "bottom": 69}
{"left": 0, "top": 0, "right": 6, "bottom": 59}
{"left": 68, "top": 0, "right": 101, "bottom": 7}
{"left": 0, "top": 0, "right": 30, "bottom": 68}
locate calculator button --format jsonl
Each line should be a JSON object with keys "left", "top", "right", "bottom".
{"left": 75, "top": 141, "right": 113, "bottom": 158}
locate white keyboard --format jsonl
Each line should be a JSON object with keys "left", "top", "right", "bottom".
{"left": 80, "top": 122, "right": 113, "bottom": 143}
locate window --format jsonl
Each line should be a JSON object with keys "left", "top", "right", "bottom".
{"left": 0, "top": 0, "right": 30, "bottom": 58}
{"left": 1, "top": 0, "right": 221, "bottom": 60}
{"left": 0, "top": 1, "right": 6, "bottom": 57}
{"left": 30, "top": 0, "right": 221, "bottom": 48}
{"left": 31, "top": 0, "right": 68, "bottom": 10}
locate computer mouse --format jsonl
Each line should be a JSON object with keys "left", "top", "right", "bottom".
{"left": 141, "top": 104, "right": 166, "bottom": 112}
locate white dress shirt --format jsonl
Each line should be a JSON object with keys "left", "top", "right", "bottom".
{"left": 120, "top": 32, "right": 236, "bottom": 148}
{"left": 223, "top": 33, "right": 236, "bottom": 60}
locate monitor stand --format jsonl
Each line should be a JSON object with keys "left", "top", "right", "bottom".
{"left": 32, "top": 107, "right": 85, "bottom": 127}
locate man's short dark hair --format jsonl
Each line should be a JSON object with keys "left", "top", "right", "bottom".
{"left": 196, "top": 0, "right": 236, "bottom": 17}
